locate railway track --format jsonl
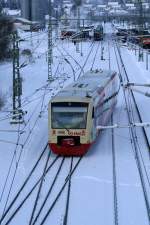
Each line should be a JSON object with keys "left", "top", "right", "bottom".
{"left": 77, "top": 41, "right": 96, "bottom": 79}
{"left": 37, "top": 156, "right": 82, "bottom": 225}
{"left": 0, "top": 144, "right": 55, "bottom": 224}
{"left": 0, "top": 50, "right": 77, "bottom": 214}
{"left": 57, "top": 40, "right": 100, "bottom": 82}
{"left": 59, "top": 41, "right": 96, "bottom": 78}
{"left": 1, "top": 39, "right": 96, "bottom": 225}
{"left": 113, "top": 39, "right": 150, "bottom": 225}
{"left": 115, "top": 41, "right": 150, "bottom": 156}
{"left": 59, "top": 45, "right": 84, "bottom": 76}
{"left": 62, "top": 157, "right": 73, "bottom": 225}
{"left": 90, "top": 42, "right": 101, "bottom": 71}
{"left": 31, "top": 157, "right": 65, "bottom": 225}
{"left": 0, "top": 148, "right": 83, "bottom": 225}
{"left": 28, "top": 150, "right": 51, "bottom": 225}
{"left": 55, "top": 45, "right": 81, "bottom": 82}
{"left": 2, "top": 155, "right": 60, "bottom": 225}
{"left": 0, "top": 95, "right": 50, "bottom": 213}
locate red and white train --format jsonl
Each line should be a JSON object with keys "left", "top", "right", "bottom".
{"left": 48, "top": 70, "right": 119, "bottom": 156}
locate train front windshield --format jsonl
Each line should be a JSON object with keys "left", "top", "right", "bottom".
{"left": 51, "top": 103, "right": 88, "bottom": 129}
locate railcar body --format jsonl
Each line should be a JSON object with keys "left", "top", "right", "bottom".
{"left": 61, "top": 29, "right": 76, "bottom": 40}
{"left": 140, "top": 37, "right": 150, "bottom": 49}
{"left": 48, "top": 70, "right": 119, "bottom": 156}
{"left": 71, "top": 29, "right": 91, "bottom": 41}
{"left": 94, "top": 25, "right": 103, "bottom": 41}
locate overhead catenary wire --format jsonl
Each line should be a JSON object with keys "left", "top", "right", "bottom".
{"left": 0, "top": 54, "right": 61, "bottom": 203}
{"left": 0, "top": 23, "right": 90, "bottom": 223}
{"left": 90, "top": 41, "right": 101, "bottom": 71}
{"left": 56, "top": 46, "right": 82, "bottom": 81}
{"left": 127, "top": 86, "right": 150, "bottom": 186}
{"left": 78, "top": 41, "right": 95, "bottom": 79}
{"left": 59, "top": 44, "right": 84, "bottom": 75}
{"left": 0, "top": 84, "right": 52, "bottom": 215}
{"left": 115, "top": 39, "right": 150, "bottom": 156}
{"left": 0, "top": 38, "right": 105, "bottom": 211}
{"left": 0, "top": 36, "right": 82, "bottom": 210}
{"left": 0, "top": 26, "right": 111, "bottom": 223}
{"left": 1, "top": 123, "right": 22, "bottom": 216}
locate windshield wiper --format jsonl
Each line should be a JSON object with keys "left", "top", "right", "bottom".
{"left": 55, "top": 118, "right": 70, "bottom": 134}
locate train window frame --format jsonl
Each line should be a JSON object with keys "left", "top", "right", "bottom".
{"left": 51, "top": 102, "right": 89, "bottom": 129}
{"left": 92, "top": 107, "right": 94, "bottom": 118}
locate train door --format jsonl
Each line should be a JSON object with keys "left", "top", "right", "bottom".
{"left": 90, "top": 106, "right": 97, "bottom": 141}
{"left": 94, "top": 93, "right": 105, "bottom": 136}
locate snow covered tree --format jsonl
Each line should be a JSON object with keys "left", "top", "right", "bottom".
{"left": 0, "top": 16, "right": 14, "bottom": 60}
{"left": 0, "top": 3, "right": 2, "bottom": 15}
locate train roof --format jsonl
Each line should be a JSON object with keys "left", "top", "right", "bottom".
{"left": 51, "top": 70, "right": 116, "bottom": 102}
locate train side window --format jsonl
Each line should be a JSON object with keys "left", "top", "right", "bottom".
{"left": 92, "top": 108, "right": 94, "bottom": 118}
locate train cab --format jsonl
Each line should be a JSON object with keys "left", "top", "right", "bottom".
{"left": 49, "top": 100, "right": 92, "bottom": 156}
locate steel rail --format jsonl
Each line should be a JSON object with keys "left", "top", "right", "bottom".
{"left": 31, "top": 157, "right": 65, "bottom": 225}
{"left": 29, "top": 151, "right": 51, "bottom": 225}
{"left": 77, "top": 41, "right": 95, "bottom": 79}
{"left": 90, "top": 42, "right": 101, "bottom": 71}
{"left": 59, "top": 45, "right": 84, "bottom": 76}
{"left": 38, "top": 156, "right": 83, "bottom": 225}
{"left": 114, "top": 41, "right": 150, "bottom": 224}
{"left": 63, "top": 157, "right": 73, "bottom": 225}
{"left": 3, "top": 156, "right": 59, "bottom": 225}
{"left": 0, "top": 144, "right": 49, "bottom": 223}
{"left": 116, "top": 41, "right": 150, "bottom": 157}
{"left": 0, "top": 80, "right": 52, "bottom": 216}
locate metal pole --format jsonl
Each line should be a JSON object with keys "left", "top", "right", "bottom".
{"left": 76, "top": 6, "right": 80, "bottom": 53}
{"left": 80, "top": 19, "right": 84, "bottom": 57}
{"left": 48, "top": 0, "right": 53, "bottom": 82}
{"left": 11, "top": 32, "right": 23, "bottom": 124}
{"left": 55, "top": 9, "right": 59, "bottom": 39}
{"left": 65, "top": 58, "right": 76, "bottom": 82}
{"left": 146, "top": 51, "right": 148, "bottom": 70}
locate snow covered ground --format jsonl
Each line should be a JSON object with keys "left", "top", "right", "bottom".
{"left": 0, "top": 23, "right": 150, "bottom": 225}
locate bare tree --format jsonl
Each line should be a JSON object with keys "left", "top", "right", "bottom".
{"left": 73, "top": 0, "right": 82, "bottom": 6}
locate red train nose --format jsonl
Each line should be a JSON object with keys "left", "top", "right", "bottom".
{"left": 61, "top": 138, "right": 75, "bottom": 147}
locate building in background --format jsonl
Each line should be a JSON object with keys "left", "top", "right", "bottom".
{"left": 21, "top": 0, "right": 48, "bottom": 23}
